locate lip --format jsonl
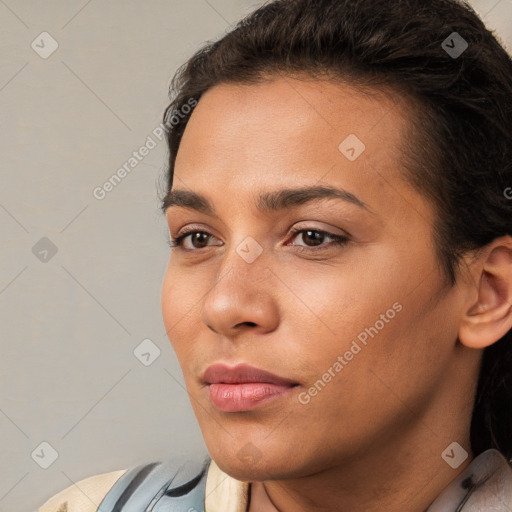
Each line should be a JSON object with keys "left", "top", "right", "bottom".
{"left": 203, "top": 363, "right": 298, "bottom": 386}
{"left": 203, "top": 363, "right": 299, "bottom": 412}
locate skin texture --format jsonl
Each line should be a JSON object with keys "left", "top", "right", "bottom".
{"left": 161, "top": 76, "right": 512, "bottom": 512}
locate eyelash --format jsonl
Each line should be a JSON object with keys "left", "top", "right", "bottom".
{"left": 167, "top": 227, "right": 350, "bottom": 252}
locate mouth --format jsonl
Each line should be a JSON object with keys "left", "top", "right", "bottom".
{"left": 202, "top": 363, "right": 299, "bottom": 412}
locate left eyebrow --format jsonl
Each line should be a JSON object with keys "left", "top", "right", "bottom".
{"left": 162, "top": 185, "right": 375, "bottom": 216}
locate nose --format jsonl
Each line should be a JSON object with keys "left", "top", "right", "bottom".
{"left": 199, "top": 247, "right": 279, "bottom": 338}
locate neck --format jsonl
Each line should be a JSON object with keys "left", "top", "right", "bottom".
{"left": 249, "top": 433, "right": 473, "bottom": 512}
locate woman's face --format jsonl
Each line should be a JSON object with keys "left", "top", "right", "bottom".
{"left": 162, "top": 76, "right": 476, "bottom": 481}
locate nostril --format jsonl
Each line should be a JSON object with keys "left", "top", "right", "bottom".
{"left": 239, "top": 321, "right": 257, "bottom": 328}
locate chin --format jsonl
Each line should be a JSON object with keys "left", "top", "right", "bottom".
{"left": 208, "top": 442, "right": 312, "bottom": 482}
{"left": 213, "top": 456, "right": 291, "bottom": 482}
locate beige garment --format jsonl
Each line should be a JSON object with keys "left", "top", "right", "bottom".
{"left": 37, "top": 470, "right": 127, "bottom": 512}
{"left": 205, "top": 459, "right": 249, "bottom": 512}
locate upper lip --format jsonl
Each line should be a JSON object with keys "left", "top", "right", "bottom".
{"left": 203, "top": 363, "right": 298, "bottom": 386}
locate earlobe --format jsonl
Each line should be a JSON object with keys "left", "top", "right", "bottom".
{"left": 458, "top": 238, "right": 512, "bottom": 350}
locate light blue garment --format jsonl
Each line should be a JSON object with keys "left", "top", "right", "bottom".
{"left": 97, "top": 456, "right": 209, "bottom": 511}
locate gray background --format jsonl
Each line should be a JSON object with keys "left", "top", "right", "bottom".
{"left": 0, "top": 1, "right": 510, "bottom": 511}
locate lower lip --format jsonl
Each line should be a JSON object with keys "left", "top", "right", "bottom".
{"left": 207, "top": 382, "right": 296, "bottom": 412}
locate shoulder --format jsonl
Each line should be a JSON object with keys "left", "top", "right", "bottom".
{"left": 37, "top": 469, "right": 127, "bottom": 512}
{"left": 37, "top": 455, "right": 211, "bottom": 512}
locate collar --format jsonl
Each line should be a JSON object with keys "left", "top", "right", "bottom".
{"left": 426, "top": 448, "right": 512, "bottom": 511}
{"left": 204, "top": 449, "right": 512, "bottom": 512}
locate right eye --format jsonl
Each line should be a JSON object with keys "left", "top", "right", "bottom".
{"left": 168, "top": 229, "right": 221, "bottom": 251}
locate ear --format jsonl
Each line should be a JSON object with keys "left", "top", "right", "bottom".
{"left": 458, "top": 235, "right": 512, "bottom": 349}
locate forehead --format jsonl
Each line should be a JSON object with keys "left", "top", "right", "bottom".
{"left": 176, "top": 76, "right": 409, "bottom": 174}
{"left": 172, "top": 75, "right": 428, "bottom": 224}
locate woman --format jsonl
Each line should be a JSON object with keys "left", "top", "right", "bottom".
{"left": 38, "top": 0, "right": 512, "bottom": 510}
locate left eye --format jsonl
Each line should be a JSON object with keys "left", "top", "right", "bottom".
{"left": 287, "top": 228, "right": 349, "bottom": 249}
{"left": 167, "top": 228, "right": 350, "bottom": 251}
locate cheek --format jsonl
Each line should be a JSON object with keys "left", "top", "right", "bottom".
{"left": 161, "top": 263, "right": 202, "bottom": 358}
{"left": 161, "top": 266, "right": 176, "bottom": 336}
{"left": 277, "top": 258, "right": 403, "bottom": 360}
{"left": 287, "top": 252, "right": 449, "bottom": 406}
{"left": 307, "top": 274, "right": 452, "bottom": 421}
